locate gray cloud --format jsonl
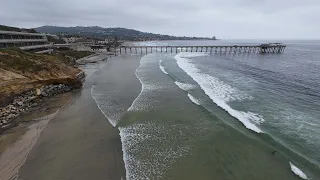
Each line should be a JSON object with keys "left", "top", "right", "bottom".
{"left": 1, "top": 0, "right": 320, "bottom": 39}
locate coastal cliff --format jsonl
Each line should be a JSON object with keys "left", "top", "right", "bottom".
{"left": 0, "top": 48, "right": 83, "bottom": 107}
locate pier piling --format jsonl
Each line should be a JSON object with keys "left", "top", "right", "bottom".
{"left": 116, "top": 44, "right": 286, "bottom": 56}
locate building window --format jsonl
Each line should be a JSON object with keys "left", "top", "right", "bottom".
{"left": 3, "top": 34, "right": 11, "bottom": 39}
{"left": 0, "top": 43, "right": 6, "bottom": 48}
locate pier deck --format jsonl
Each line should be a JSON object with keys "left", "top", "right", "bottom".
{"left": 116, "top": 44, "right": 286, "bottom": 55}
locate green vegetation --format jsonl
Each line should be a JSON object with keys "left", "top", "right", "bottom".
{"left": 0, "top": 48, "right": 72, "bottom": 73}
{"left": 0, "top": 48, "right": 46, "bottom": 72}
{"left": 54, "top": 50, "right": 94, "bottom": 65}
{"left": 0, "top": 48, "right": 93, "bottom": 74}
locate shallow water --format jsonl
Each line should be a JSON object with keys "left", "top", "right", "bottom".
{"left": 92, "top": 40, "right": 320, "bottom": 180}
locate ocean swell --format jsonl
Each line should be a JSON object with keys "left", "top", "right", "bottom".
{"left": 175, "top": 52, "right": 264, "bottom": 133}
{"left": 122, "top": 54, "right": 192, "bottom": 179}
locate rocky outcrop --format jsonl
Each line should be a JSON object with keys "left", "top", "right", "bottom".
{"left": 0, "top": 84, "right": 73, "bottom": 132}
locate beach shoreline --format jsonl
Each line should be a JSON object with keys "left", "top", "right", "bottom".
{"left": 0, "top": 53, "right": 131, "bottom": 180}
{"left": 0, "top": 92, "right": 75, "bottom": 180}
{"left": 0, "top": 53, "right": 141, "bottom": 180}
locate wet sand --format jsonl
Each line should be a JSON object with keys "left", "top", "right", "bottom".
{"left": 0, "top": 93, "right": 74, "bottom": 180}
{"left": 17, "top": 55, "right": 141, "bottom": 180}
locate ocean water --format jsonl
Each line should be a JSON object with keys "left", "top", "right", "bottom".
{"left": 93, "top": 40, "right": 320, "bottom": 180}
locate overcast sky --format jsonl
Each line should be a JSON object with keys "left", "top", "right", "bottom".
{"left": 1, "top": 0, "right": 320, "bottom": 39}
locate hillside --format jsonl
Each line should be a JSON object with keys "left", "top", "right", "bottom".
{"left": 0, "top": 48, "right": 83, "bottom": 106}
{"left": 35, "top": 26, "right": 215, "bottom": 41}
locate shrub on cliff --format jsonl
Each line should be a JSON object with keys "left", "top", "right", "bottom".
{"left": 0, "top": 48, "right": 81, "bottom": 77}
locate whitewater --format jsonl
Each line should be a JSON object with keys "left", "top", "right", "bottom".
{"left": 175, "top": 52, "right": 264, "bottom": 133}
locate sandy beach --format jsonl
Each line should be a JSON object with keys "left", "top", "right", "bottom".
{"left": 17, "top": 54, "right": 141, "bottom": 180}
{"left": 0, "top": 53, "right": 141, "bottom": 180}
{"left": 0, "top": 93, "right": 74, "bottom": 180}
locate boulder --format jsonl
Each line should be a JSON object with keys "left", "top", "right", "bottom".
{"left": 17, "top": 101, "right": 24, "bottom": 106}
{"left": 36, "top": 88, "right": 41, "bottom": 96}
{"left": 41, "top": 91, "right": 48, "bottom": 97}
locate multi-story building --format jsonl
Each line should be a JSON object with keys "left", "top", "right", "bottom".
{"left": 0, "top": 30, "right": 53, "bottom": 53}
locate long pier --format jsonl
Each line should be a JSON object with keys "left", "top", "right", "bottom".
{"left": 116, "top": 44, "right": 286, "bottom": 55}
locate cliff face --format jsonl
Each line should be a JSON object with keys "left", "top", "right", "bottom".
{"left": 0, "top": 49, "right": 83, "bottom": 107}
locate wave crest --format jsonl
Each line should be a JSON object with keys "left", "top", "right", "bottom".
{"left": 289, "top": 162, "right": 308, "bottom": 179}
{"left": 175, "top": 52, "right": 264, "bottom": 133}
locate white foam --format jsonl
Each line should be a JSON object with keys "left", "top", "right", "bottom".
{"left": 178, "top": 52, "right": 209, "bottom": 58}
{"left": 289, "top": 162, "right": 308, "bottom": 179}
{"left": 127, "top": 57, "right": 149, "bottom": 112}
{"left": 240, "top": 111, "right": 265, "bottom": 124}
{"left": 159, "top": 60, "right": 168, "bottom": 75}
{"left": 119, "top": 122, "right": 191, "bottom": 180}
{"left": 123, "top": 54, "right": 207, "bottom": 179}
{"left": 175, "top": 53, "right": 264, "bottom": 133}
{"left": 128, "top": 55, "right": 170, "bottom": 112}
{"left": 91, "top": 85, "right": 117, "bottom": 127}
{"left": 174, "top": 81, "right": 195, "bottom": 91}
{"left": 188, "top": 93, "right": 201, "bottom": 105}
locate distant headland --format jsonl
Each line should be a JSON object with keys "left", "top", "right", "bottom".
{"left": 34, "top": 25, "right": 217, "bottom": 41}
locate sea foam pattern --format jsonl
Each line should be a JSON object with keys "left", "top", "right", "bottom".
{"left": 121, "top": 54, "right": 217, "bottom": 179}
{"left": 289, "top": 162, "right": 308, "bottom": 179}
{"left": 159, "top": 60, "right": 168, "bottom": 75}
{"left": 91, "top": 85, "right": 122, "bottom": 127}
{"left": 119, "top": 122, "right": 191, "bottom": 180}
{"left": 128, "top": 56, "right": 170, "bottom": 112}
{"left": 175, "top": 52, "right": 264, "bottom": 133}
{"left": 174, "top": 81, "right": 195, "bottom": 91}
{"left": 188, "top": 93, "right": 201, "bottom": 105}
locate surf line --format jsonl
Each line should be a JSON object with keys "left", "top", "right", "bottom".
{"left": 289, "top": 162, "right": 309, "bottom": 179}
{"left": 175, "top": 52, "right": 263, "bottom": 133}
{"left": 159, "top": 60, "right": 169, "bottom": 75}
{"left": 91, "top": 85, "right": 117, "bottom": 127}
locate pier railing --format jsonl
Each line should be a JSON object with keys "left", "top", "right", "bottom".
{"left": 116, "top": 44, "right": 286, "bottom": 55}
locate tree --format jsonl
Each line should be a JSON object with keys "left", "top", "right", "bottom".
{"left": 28, "top": 29, "right": 37, "bottom": 33}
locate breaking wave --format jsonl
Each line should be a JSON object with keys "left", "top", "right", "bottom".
{"left": 188, "top": 93, "right": 201, "bottom": 105}
{"left": 289, "top": 162, "right": 309, "bottom": 179}
{"left": 175, "top": 52, "right": 264, "bottom": 133}
{"left": 174, "top": 81, "right": 195, "bottom": 91}
{"left": 159, "top": 60, "right": 168, "bottom": 74}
